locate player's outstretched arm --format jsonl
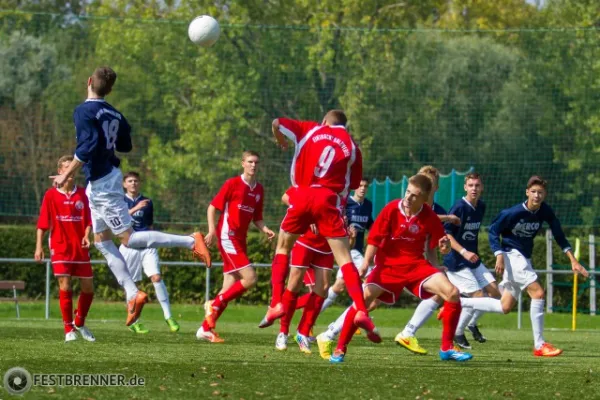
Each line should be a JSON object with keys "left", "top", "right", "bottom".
{"left": 272, "top": 119, "right": 288, "bottom": 150}
{"left": 50, "top": 157, "right": 83, "bottom": 188}
{"left": 565, "top": 249, "right": 589, "bottom": 278}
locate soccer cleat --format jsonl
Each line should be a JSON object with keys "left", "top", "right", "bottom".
{"left": 454, "top": 334, "right": 472, "bottom": 349}
{"left": 533, "top": 342, "right": 563, "bottom": 357}
{"left": 329, "top": 350, "right": 345, "bottom": 364}
{"left": 308, "top": 328, "right": 316, "bottom": 343}
{"left": 129, "top": 322, "right": 150, "bottom": 334}
{"left": 394, "top": 333, "right": 427, "bottom": 355}
{"left": 317, "top": 333, "right": 335, "bottom": 360}
{"left": 295, "top": 333, "right": 312, "bottom": 354}
{"left": 166, "top": 317, "right": 180, "bottom": 333}
{"left": 275, "top": 332, "right": 288, "bottom": 351}
{"left": 65, "top": 331, "right": 78, "bottom": 342}
{"left": 126, "top": 291, "right": 148, "bottom": 326}
{"left": 258, "top": 303, "right": 285, "bottom": 328}
{"left": 468, "top": 325, "right": 487, "bottom": 343}
{"left": 196, "top": 326, "right": 225, "bottom": 343}
{"left": 355, "top": 327, "right": 362, "bottom": 335}
{"left": 366, "top": 327, "right": 382, "bottom": 344}
{"left": 204, "top": 302, "right": 219, "bottom": 329}
{"left": 354, "top": 310, "right": 381, "bottom": 343}
{"left": 74, "top": 325, "right": 96, "bottom": 342}
{"left": 192, "top": 232, "right": 212, "bottom": 268}
{"left": 439, "top": 349, "right": 473, "bottom": 362}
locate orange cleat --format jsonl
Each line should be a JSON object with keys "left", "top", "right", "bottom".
{"left": 196, "top": 326, "right": 225, "bottom": 343}
{"left": 533, "top": 342, "right": 563, "bottom": 357}
{"left": 204, "top": 302, "right": 218, "bottom": 329}
{"left": 258, "top": 303, "right": 285, "bottom": 328}
{"left": 192, "top": 232, "right": 212, "bottom": 268}
{"left": 126, "top": 291, "right": 148, "bottom": 326}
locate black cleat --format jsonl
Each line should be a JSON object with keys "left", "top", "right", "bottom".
{"left": 468, "top": 325, "right": 487, "bottom": 343}
{"left": 454, "top": 334, "right": 472, "bottom": 349}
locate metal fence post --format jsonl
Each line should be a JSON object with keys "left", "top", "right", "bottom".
{"left": 546, "top": 229, "right": 553, "bottom": 313}
{"left": 590, "top": 234, "right": 596, "bottom": 316}
{"left": 205, "top": 266, "right": 211, "bottom": 302}
{"left": 45, "top": 260, "right": 51, "bottom": 319}
{"left": 517, "top": 292, "right": 522, "bottom": 329}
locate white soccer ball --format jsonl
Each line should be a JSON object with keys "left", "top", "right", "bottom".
{"left": 188, "top": 15, "right": 220, "bottom": 47}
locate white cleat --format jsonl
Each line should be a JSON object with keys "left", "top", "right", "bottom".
{"left": 65, "top": 331, "right": 78, "bottom": 342}
{"left": 195, "top": 326, "right": 224, "bottom": 343}
{"left": 275, "top": 332, "right": 288, "bottom": 351}
{"left": 74, "top": 325, "right": 96, "bottom": 342}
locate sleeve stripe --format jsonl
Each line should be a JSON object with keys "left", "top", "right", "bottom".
{"left": 73, "top": 153, "right": 86, "bottom": 163}
{"left": 279, "top": 125, "right": 297, "bottom": 142}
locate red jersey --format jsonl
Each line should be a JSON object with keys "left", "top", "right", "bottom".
{"left": 211, "top": 175, "right": 264, "bottom": 241}
{"left": 278, "top": 118, "right": 362, "bottom": 197}
{"left": 367, "top": 199, "right": 445, "bottom": 266}
{"left": 37, "top": 186, "right": 91, "bottom": 263}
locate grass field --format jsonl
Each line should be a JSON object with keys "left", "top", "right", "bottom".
{"left": 1, "top": 302, "right": 599, "bottom": 399}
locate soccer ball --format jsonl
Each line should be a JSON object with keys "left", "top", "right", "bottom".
{"left": 188, "top": 15, "right": 220, "bottom": 47}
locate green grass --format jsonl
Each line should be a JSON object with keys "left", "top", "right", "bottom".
{"left": 1, "top": 302, "right": 600, "bottom": 399}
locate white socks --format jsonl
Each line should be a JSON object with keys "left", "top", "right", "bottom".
{"left": 530, "top": 299, "right": 545, "bottom": 350}
{"left": 153, "top": 280, "right": 172, "bottom": 320}
{"left": 324, "top": 306, "right": 350, "bottom": 340}
{"left": 460, "top": 297, "right": 504, "bottom": 313}
{"left": 321, "top": 287, "right": 339, "bottom": 312}
{"left": 95, "top": 241, "right": 138, "bottom": 301}
{"left": 468, "top": 310, "right": 484, "bottom": 327}
{"left": 455, "top": 307, "right": 475, "bottom": 336}
{"left": 401, "top": 298, "right": 440, "bottom": 337}
{"left": 127, "top": 231, "right": 194, "bottom": 249}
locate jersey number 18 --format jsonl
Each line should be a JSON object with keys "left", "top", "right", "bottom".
{"left": 102, "top": 119, "right": 120, "bottom": 150}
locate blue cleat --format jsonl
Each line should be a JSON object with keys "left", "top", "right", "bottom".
{"left": 329, "top": 351, "right": 345, "bottom": 364}
{"left": 439, "top": 349, "right": 473, "bottom": 362}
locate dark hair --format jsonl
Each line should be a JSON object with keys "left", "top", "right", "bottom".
{"left": 91, "top": 67, "right": 117, "bottom": 97}
{"left": 57, "top": 155, "right": 74, "bottom": 169}
{"left": 408, "top": 174, "right": 433, "bottom": 196}
{"left": 324, "top": 110, "right": 348, "bottom": 127}
{"left": 123, "top": 171, "right": 141, "bottom": 181}
{"left": 360, "top": 178, "right": 369, "bottom": 184}
{"left": 242, "top": 150, "right": 260, "bottom": 160}
{"left": 464, "top": 172, "right": 482, "bottom": 183}
{"left": 527, "top": 175, "right": 547, "bottom": 189}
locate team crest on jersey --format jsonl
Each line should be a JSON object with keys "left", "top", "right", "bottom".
{"left": 408, "top": 224, "right": 420, "bottom": 234}
{"left": 75, "top": 200, "right": 84, "bottom": 211}
{"left": 255, "top": 194, "right": 261, "bottom": 203}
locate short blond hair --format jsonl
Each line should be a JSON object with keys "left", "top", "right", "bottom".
{"left": 408, "top": 174, "right": 433, "bottom": 196}
{"left": 57, "top": 155, "right": 74, "bottom": 169}
{"left": 418, "top": 165, "right": 439, "bottom": 185}
{"left": 464, "top": 172, "right": 482, "bottom": 184}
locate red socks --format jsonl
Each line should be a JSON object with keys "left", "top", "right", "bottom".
{"left": 203, "top": 303, "right": 228, "bottom": 331}
{"left": 59, "top": 289, "right": 74, "bottom": 334}
{"left": 270, "top": 254, "right": 289, "bottom": 307}
{"left": 340, "top": 263, "right": 367, "bottom": 313}
{"left": 213, "top": 281, "right": 247, "bottom": 309}
{"left": 298, "top": 293, "right": 325, "bottom": 336}
{"left": 335, "top": 306, "right": 358, "bottom": 353}
{"left": 441, "top": 301, "right": 462, "bottom": 351}
{"left": 74, "top": 291, "right": 94, "bottom": 328}
{"left": 295, "top": 293, "right": 311, "bottom": 309}
{"left": 280, "top": 289, "right": 299, "bottom": 335}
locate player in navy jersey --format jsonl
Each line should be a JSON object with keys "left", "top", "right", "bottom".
{"left": 460, "top": 176, "right": 588, "bottom": 357}
{"left": 443, "top": 173, "right": 500, "bottom": 348}
{"left": 50, "top": 67, "right": 211, "bottom": 326}
{"left": 319, "top": 179, "right": 374, "bottom": 312}
{"left": 119, "top": 172, "right": 180, "bottom": 334}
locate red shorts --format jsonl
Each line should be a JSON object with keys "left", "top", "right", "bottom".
{"left": 52, "top": 262, "right": 93, "bottom": 278}
{"left": 217, "top": 237, "right": 251, "bottom": 274}
{"left": 280, "top": 187, "right": 347, "bottom": 238}
{"left": 291, "top": 243, "right": 334, "bottom": 286}
{"left": 365, "top": 261, "right": 441, "bottom": 305}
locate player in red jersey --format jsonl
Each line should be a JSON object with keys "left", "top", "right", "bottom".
{"left": 259, "top": 110, "right": 378, "bottom": 340}
{"left": 326, "top": 174, "right": 473, "bottom": 363}
{"left": 197, "top": 151, "right": 275, "bottom": 342}
{"left": 275, "top": 188, "right": 332, "bottom": 353}
{"left": 35, "top": 156, "right": 96, "bottom": 342}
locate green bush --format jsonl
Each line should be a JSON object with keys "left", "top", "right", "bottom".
{"left": 0, "top": 225, "right": 594, "bottom": 310}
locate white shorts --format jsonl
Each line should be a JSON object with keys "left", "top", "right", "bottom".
{"left": 500, "top": 249, "right": 538, "bottom": 300}
{"left": 446, "top": 263, "right": 495, "bottom": 294}
{"left": 119, "top": 245, "right": 160, "bottom": 282}
{"left": 85, "top": 168, "right": 132, "bottom": 235}
{"left": 336, "top": 249, "right": 373, "bottom": 279}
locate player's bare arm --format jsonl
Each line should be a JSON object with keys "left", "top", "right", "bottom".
{"left": 438, "top": 235, "right": 451, "bottom": 255}
{"left": 254, "top": 220, "right": 275, "bottom": 241}
{"left": 50, "top": 157, "right": 84, "bottom": 188}
{"left": 360, "top": 244, "right": 377, "bottom": 277}
{"left": 439, "top": 214, "right": 461, "bottom": 225}
{"left": 271, "top": 119, "right": 288, "bottom": 150}
{"left": 565, "top": 250, "right": 589, "bottom": 278}
{"left": 82, "top": 226, "right": 92, "bottom": 249}
{"left": 447, "top": 233, "right": 479, "bottom": 263}
{"left": 34, "top": 228, "right": 46, "bottom": 262}
{"left": 205, "top": 204, "right": 219, "bottom": 247}
{"left": 495, "top": 254, "right": 505, "bottom": 275}
{"left": 128, "top": 199, "right": 151, "bottom": 215}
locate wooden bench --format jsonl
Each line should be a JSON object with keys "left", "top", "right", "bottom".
{"left": 0, "top": 281, "right": 26, "bottom": 319}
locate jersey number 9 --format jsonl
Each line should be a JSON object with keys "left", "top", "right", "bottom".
{"left": 314, "top": 146, "right": 335, "bottom": 178}
{"left": 102, "top": 119, "right": 120, "bottom": 150}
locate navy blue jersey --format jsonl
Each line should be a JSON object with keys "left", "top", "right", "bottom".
{"left": 432, "top": 202, "right": 447, "bottom": 216}
{"left": 489, "top": 201, "right": 571, "bottom": 259}
{"left": 124, "top": 194, "right": 153, "bottom": 232}
{"left": 73, "top": 99, "right": 132, "bottom": 182}
{"left": 443, "top": 198, "right": 486, "bottom": 271}
{"left": 346, "top": 197, "right": 374, "bottom": 253}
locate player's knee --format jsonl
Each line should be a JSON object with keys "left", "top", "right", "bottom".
{"left": 150, "top": 274, "right": 161, "bottom": 283}
{"left": 57, "top": 277, "right": 71, "bottom": 291}
{"left": 446, "top": 286, "right": 460, "bottom": 302}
